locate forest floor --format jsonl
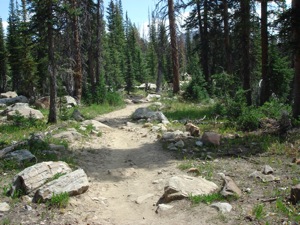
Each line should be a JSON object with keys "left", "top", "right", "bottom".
{"left": 1, "top": 102, "right": 300, "bottom": 225}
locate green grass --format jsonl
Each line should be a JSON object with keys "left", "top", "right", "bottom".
{"left": 252, "top": 204, "right": 266, "bottom": 220}
{"left": 178, "top": 159, "right": 214, "bottom": 180}
{"left": 47, "top": 192, "right": 70, "bottom": 208}
{"left": 189, "top": 193, "right": 226, "bottom": 205}
{"left": 275, "top": 198, "right": 300, "bottom": 222}
{"left": 80, "top": 103, "right": 124, "bottom": 120}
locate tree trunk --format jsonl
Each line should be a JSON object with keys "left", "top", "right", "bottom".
{"left": 168, "top": 0, "right": 180, "bottom": 94}
{"left": 47, "top": 0, "right": 57, "bottom": 123}
{"left": 260, "top": 0, "right": 270, "bottom": 105}
{"left": 202, "top": 0, "right": 210, "bottom": 89}
{"left": 223, "top": 0, "right": 232, "bottom": 74}
{"left": 71, "top": 0, "right": 83, "bottom": 104}
{"left": 241, "top": 0, "right": 252, "bottom": 105}
{"left": 292, "top": 0, "right": 300, "bottom": 118}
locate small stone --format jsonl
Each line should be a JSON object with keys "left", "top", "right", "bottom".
{"left": 262, "top": 165, "right": 274, "bottom": 175}
{"left": 0, "top": 202, "right": 10, "bottom": 212}
{"left": 196, "top": 141, "right": 203, "bottom": 147}
{"left": 211, "top": 202, "right": 232, "bottom": 213}
{"left": 135, "top": 194, "right": 154, "bottom": 204}
{"left": 174, "top": 140, "right": 185, "bottom": 148}
{"left": 157, "top": 204, "right": 174, "bottom": 212}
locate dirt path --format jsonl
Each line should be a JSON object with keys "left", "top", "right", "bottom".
{"left": 58, "top": 103, "right": 220, "bottom": 225}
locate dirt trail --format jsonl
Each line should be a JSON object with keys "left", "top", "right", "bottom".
{"left": 59, "top": 103, "right": 220, "bottom": 225}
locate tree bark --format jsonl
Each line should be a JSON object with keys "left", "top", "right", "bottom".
{"left": 168, "top": 0, "right": 180, "bottom": 94}
{"left": 223, "top": 0, "right": 232, "bottom": 74}
{"left": 260, "top": 0, "right": 270, "bottom": 105}
{"left": 292, "top": 0, "right": 300, "bottom": 118}
{"left": 241, "top": 0, "right": 252, "bottom": 105}
{"left": 71, "top": 0, "right": 83, "bottom": 104}
{"left": 202, "top": 0, "right": 210, "bottom": 88}
{"left": 47, "top": 0, "right": 57, "bottom": 123}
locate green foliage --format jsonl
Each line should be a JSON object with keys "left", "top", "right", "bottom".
{"left": 211, "top": 72, "right": 237, "bottom": 99}
{"left": 189, "top": 193, "right": 226, "bottom": 205}
{"left": 11, "top": 111, "right": 42, "bottom": 128}
{"left": 236, "top": 107, "right": 261, "bottom": 131}
{"left": 105, "top": 91, "right": 124, "bottom": 106}
{"left": 275, "top": 198, "right": 300, "bottom": 222}
{"left": 252, "top": 204, "right": 266, "bottom": 220}
{"left": 47, "top": 192, "right": 69, "bottom": 208}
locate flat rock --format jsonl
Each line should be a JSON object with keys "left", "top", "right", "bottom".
{"left": 219, "top": 173, "right": 242, "bottom": 197}
{"left": 249, "top": 170, "right": 280, "bottom": 182}
{"left": 4, "top": 149, "right": 36, "bottom": 164}
{"left": 81, "top": 120, "right": 111, "bottom": 131}
{"left": 211, "top": 202, "right": 232, "bottom": 213}
{"left": 162, "top": 130, "right": 184, "bottom": 140}
{"left": 0, "top": 95, "right": 28, "bottom": 105}
{"left": 0, "top": 202, "right": 10, "bottom": 212}
{"left": 132, "top": 108, "right": 169, "bottom": 124}
{"left": 52, "top": 130, "right": 83, "bottom": 142}
{"left": 0, "top": 91, "right": 18, "bottom": 99}
{"left": 156, "top": 204, "right": 174, "bottom": 212}
{"left": 33, "top": 168, "right": 89, "bottom": 203}
{"left": 9, "top": 161, "right": 72, "bottom": 196}
{"left": 146, "top": 94, "right": 161, "bottom": 101}
{"left": 159, "top": 175, "right": 218, "bottom": 203}
{"left": 4, "top": 103, "right": 44, "bottom": 120}
{"left": 135, "top": 193, "right": 154, "bottom": 204}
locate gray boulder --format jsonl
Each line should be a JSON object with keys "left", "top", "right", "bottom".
{"left": 52, "top": 130, "right": 83, "bottom": 142}
{"left": 159, "top": 175, "right": 218, "bottom": 203}
{"left": 0, "top": 95, "right": 28, "bottom": 105}
{"left": 63, "top": 95, "right": 77, "bottom": 108}
{"left": 132, "top": 107, "right": 169, "bottom": 124}
{"left": 202, "top": 132, "right": 221, "bottom": 146}
{"left": 3, "top": 103, "right": 44, "bottom": 120}
{"left": 9, "top": 161, "right": 72, "bottom": 197}
{"left": 5, "top": 149, "right": 36, "bottom": 164}
{"left": 33, "top": 168, "right": 89, "bottom": 203}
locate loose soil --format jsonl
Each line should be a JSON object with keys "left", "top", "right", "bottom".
{"left": 1, "top": 103, "right": 300, "bottom": 225}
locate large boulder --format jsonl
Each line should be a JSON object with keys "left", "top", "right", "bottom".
{"left": 62, "top": 95, "right": 77, "bottom": 108}
{"left": 158, "top": 175, "right": 218, "bottom": 203}
{"left": 202, "top": 132, "right": 221, "bottom": 146}
{"left": 0, "top": 95, "right": 28, "bottom": 105}
{"left": 3, "top": 103, "right": 44, "bottom": 120}
{"left": 34, "top": 96, "right": 50, "bottom": 109}
{"left": 0, "top": 91, "right": 18, "bottom": 99}
{"left": 33, "top": 168, "right": 89, "bottom": 203}
{"left": 4, "top": 149, "right": 36, "bottom": 165}
{"left": 52, "top": 129, "right": 83, "bottom": 142}
{"left": 132, "top": 107, "right": 169, "bottom": 124}
{"left": 9, "top": 161, "right": 72, "bottom": 196}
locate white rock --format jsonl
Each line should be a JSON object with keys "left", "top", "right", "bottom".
{"left": 157, "top": 204, "right": 174, "bottom": 211}
{"left": 135, "top": 194, "right": 154, "bottom": 204}
{"left": 0, "top": 202, "right": 10, "bottom": 212}
{"left": 211, "top": 202, "right": 232, "bottom": 213}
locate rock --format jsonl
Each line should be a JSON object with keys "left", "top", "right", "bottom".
{"left": 0, "top": 202, "right": 10, "bottom": 212}
{"left": 52, "top": 130, "right": 83, "bottom": 142}
{"left": 156, "top": 204, "right": 174, "bottom": 212}
{"left": 290, "top": 184, "right": 300, "bottom": 205}
{"left": 153, "top": 102, "right": 163, "bottom": 107}
{"left": 159, "top": 175, "right": 218, "bottom": 203}
{"left": 262, "top": 165, "right": 274, "bottom": 175}
{"left": 124, "top": 99, "right": 133, "bottom": 104}
{"left": 72, "top": 109, "right": 84, "bottom": 122}
{"left": 9, "top": 161, "right": 72, "bottom": 197}
{"left": 162, "top": 130, "right": 184, "bottom": 140}
{"left": 135, "top": 194, "right": 154, "bottom": 204}
{"left": 249, "top": 171, "right": 280, "bottom": 182}
{"left": 185, "top": 123, "right": 200, "bottom": 137}
{"left": 34, "top": 96, "right": 50, "bottom": 109}
{"left": 146, "top": 94, "right": 161, "bottom": 102}
{"left": 196, "top": 141, "right": 203, "bottom": 147}
{"left": 175, "top": 140, "right": 185, "bottom": 148}
{"left": 279, "top": 111, "right": 292, "bottom": 135}
{"left": 4, "top": 103, "right": 44, "bottom": 120}
{"left": 167, "top": 143, "right": 178, "bottom": 151}
{"left": 49, "top": 144, "right": 66, "bottom": 152}
{"left": 63, "top": 96, "right": 77, "bottom": 107}
{"left": 219, "top": 173, "right": 242, "bottom": 197}
{"left": 211, "top": 202, "right": 232, "bottom": 213}
{"left": 132, "top": 108, "right": 169, "bottom": 124}
{"left": 0, "top": 95, "right": 28, "bottom": 105}
{"left": 202, "top": 132, "right": 221, "bottom": 146}
{"left": 33, "top": 168, "right": 89, "bottom": 203}
{"left": 4, "top": 149, "right": 36, "bottom": 164}
{"left": 81, "top": 120, "right": 111, "bottom": 131}
{"left": 0, "top": 91, "right": 18, "bottom": 99}
{"left": 136, "top": 83, "right": 156, "bottom": 90}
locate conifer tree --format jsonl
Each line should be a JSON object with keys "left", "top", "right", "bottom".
{"left": 0, "top": 17, "right": 7, "bottom": 92}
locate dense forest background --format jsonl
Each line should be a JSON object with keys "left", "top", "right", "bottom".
{"left": 0, "top": 0, "right": 300, "bottom": 124}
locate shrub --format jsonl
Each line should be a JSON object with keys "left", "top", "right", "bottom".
{"left": 47, "top": 192, "right": 69, "bottom": 208}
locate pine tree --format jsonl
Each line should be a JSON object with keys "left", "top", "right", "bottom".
{"left": 0, "top": 17, "right": 7, "bottom": 92}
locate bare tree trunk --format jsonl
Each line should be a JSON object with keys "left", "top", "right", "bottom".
{"left": 47, "top": 0, "right": 57, "bottom": 123}
{"left": 168, "top": 0, "right": 180, "bottom": 94}
{"left": 260, "top": 0, "right": 270, "bottom": 105}
{"left": 202, "top": 0, "right": 210, "bottom": 88}
{"left": 241, "top": 0, "right": 252, "bottom": 105}
{"left": 71, "top": 0, "right": 83, "bottom": 104}
{"left": 223, "top": 0, "right": 232, "bottom": 74}
{"left": 292, "top": 0, "right": 300, "bottom": 118}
